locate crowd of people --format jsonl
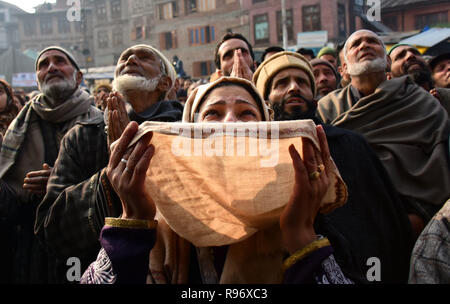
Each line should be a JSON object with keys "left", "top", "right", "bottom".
{"left": 0, "top": 29, "right": 449, "bottom": 285}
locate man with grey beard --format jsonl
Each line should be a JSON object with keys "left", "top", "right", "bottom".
{"left": 316, "top": 30, "right": 450, "bottom": 241}
{"left": 35, "top": 44, "right": 183, "bottom": 283}
{"left": 0, "top": 46, "right": 102, "bottom": 283}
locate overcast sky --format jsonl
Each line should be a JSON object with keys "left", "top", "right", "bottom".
{"left": 3, "top": 0, "right": 56, "bottom": 13}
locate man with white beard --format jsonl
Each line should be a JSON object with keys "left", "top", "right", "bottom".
{"left": 316, "top": 30, "right": 450, "bottom": 240}
{"left": 35, "top": 45, "right": 183, "bottom": 283}
{"left": 0, "top": 46, "right": 102, "bottom": 283}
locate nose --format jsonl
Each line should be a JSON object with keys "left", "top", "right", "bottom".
{"left": 223, "top": 110, "right": 238, "bottom": 122}
{"left": 405, "top": 51, "right": 417, "bottom": 62}
{"left": 287, "top": 79, "right": 301, "bottom": 94}
{"left": 125, "top": 54, "right": 138, "bottom": 65}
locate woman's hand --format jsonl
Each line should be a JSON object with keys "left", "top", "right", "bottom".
{"left": 280, "top": 125, "right": 332, "bottom": 254}
{"left": 106, "top": 121, "right": 156, "bottom": 221}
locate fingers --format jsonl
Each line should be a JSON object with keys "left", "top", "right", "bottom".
{"left": 288, "top": 144, "right": 309, "bottom": 186}
{"left": 301, "top": 137, "right": 318, "bottom": 180}
{"left": 109, "top": 121, "right": 139, "bottom": 168}
{"left": 124, "top": 132, "right": 154, "bottom": 176}
{"left": 316, "top": 125, "right": 332, "bottom": 177}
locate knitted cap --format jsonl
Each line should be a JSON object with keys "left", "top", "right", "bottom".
{"left": 252, "top": 51, "right": 316, "bottom": 99}
{"left": 35, "top": 46, "right": 80, "bottom": 71}
{"left": 317, "top": 46, "right": 337, "bottom": 59}
{"left": 387, "top": 43, "right": 417, "bottom": 56}
{"left": 310, "top": 58, "right": 338, "bottom": 80}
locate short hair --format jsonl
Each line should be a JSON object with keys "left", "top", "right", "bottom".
{"left": 214, "top": 32, "right": 255, "bottom": 70}
{"left": 261, "top": 46, "right": 285, "bottom": 62}
{"left": 296, "top": 48, "right": 315, "bottom": 59}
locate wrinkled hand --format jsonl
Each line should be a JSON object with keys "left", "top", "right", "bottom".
{"left": 230, "top": 49, "right": 254, "bottom": 81}
{"left": 280, "top": 125, "right": 332, "bottom": 254}
{"left": 106, "top": 121, "right": 156, "bottom": 221}
{"left": 107, "top": 92, "right": 130, "bottom": 152}
{"left": 23, "top": 163, "right": 53, "bottom": 195}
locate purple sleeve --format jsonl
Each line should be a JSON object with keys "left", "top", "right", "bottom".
{"left": 283, "top": 246, "right": 353, "bottom": 284}
{"left": 81, "top": 225, "right": 156, "bottom": 284}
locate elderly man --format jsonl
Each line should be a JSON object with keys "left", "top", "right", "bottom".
{"left": 34, "top": 44, "right": 183, "bottom": 283}
{"left": 253, "top": 51, "right": 414, "bottom": 283}
{"left": 0, "top": 46, "right": 102, "bottom": 283}
{"left": 214, "top": 32, "right": 257, "bottom": 80}
{"left": 388, "top": 44, "right": 433, "bottom": 91}
{"left": 316, "top": 30, "right": 450, "bottom": 237}
{"left": 310, "top": 58, "right": 338, "bottom": 100}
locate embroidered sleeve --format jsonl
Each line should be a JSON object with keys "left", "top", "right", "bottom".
{"left": 80, "top": 248, "right": 116, "bottom": 284}
{"left": 315, "top": 254, "right": 354, "bottom": 284}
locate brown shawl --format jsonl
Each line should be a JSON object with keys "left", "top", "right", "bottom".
{"left": 316, "top": 76, "right": 450, "bottom": 211}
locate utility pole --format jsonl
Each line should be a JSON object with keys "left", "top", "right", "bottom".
{"left": 281, "top": 0, "right": 288, "bottom": 50}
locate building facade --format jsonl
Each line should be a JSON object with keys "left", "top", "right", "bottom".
{"left": 16, "top": 0, "right": 94, "bottom": 68}
{"left": 0, "top": 1, "right": 25, "bottom": 51}
{"left": 382, "top": 0, "right": 450, "bottom": 32}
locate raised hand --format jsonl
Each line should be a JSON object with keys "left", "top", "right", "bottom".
{"left": 280, "top": 125, "right": 332, "bottom": 254}
{"left": 106, "top": 121, "right": 156, "bottom": 221}
{"left": 107, "top": 91, "right": 130, "bottom": 151}
{"left": 230, "top": 49, "right": 254, "bottom": 81}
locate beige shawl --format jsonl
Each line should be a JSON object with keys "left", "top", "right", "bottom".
{"left": 317, "top": 76, "right": 450, "bottom": 209}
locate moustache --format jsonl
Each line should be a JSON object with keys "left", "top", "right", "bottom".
{"left": 403, "top": 60, "right": 426, "bottom": 72}
{"left": 44, "top": 72, "right": 66, "bottom": 83}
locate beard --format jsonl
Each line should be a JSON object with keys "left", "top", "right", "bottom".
{"left": 39, "top": 71, "right": 78, "bottom": 105}
{"left": 403, "top": 61, "right": 433, "bottom": 89}
{"left": 271, "top": 93, "right": 317, "bottom": 121}
{"left": 112, "top": 74, "right": 161, "bottom": 97}
{"left": 347, "top": 57, "right": 387, "bottom": 76}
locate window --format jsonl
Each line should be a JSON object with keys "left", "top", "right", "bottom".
{"left": 98, "top": 30, "right": 109, "bottom": 49}
{"left": 0, "top": 12, "right": 5, "bottom": 22}
{"left": 186, "top": 0, "right": 197, "bottom": 14}
{"left": 198, "top": 0, "right": 216, "bottom": 12}
{"left": 111, "top": 0, "right": 122, "bottom": 19}
{"left": 188, "top": 25, "right": 215, "bottom": 45}
{"left": 96, "top": 1, "right": 106, "bottom": 18}
{"left": 337, "top": 3, "right": 347, "bottom": 37}
{"left": 160, "top": 31, "right": 177, "bottom": 50}
{"left": 415, "top": 11, "right": 448, "bottom": 29}
{"left": 112, "top": 28, "right": 123, "bottom": 46}
{"left": 58, "top": 15, "right": 71, "bottom": 34}
{"left": 302, "top": 4, "right": 321, "bottom": 32}
{"left": 40, "top": 17, "right": 53, "bottom": 35}
{"left": 186, "top": 0, "right": 216, "bottom": 14}
{"left": 253, "top": 14, "right": 269, "bottom": 44}
{"left": 252, "top": 0, "right": 266, "bottom": 3}
{"left": 193, "top": 61, "right": 215, "bottom": 77}
{"left": 276, "top": 9, "right": 293, "bottom": 42}
{"left": 24, "top": 19, "right": 36, "bottom": 36}
{"left": 383, "top": 15, "right": 398, "bottom": 31}
{"left": 159, "top": 1, "right": 179, "bottom": 20}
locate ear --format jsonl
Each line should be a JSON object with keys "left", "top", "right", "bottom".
{"left": 157, "top": 75, "right": 173, "bottom": 93}
{"left": 76, "top": 70, "right": 83, "bottom": 86}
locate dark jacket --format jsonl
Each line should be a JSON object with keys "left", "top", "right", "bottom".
{"left": 35, "top": 100, "right": 183, "bottom": 283}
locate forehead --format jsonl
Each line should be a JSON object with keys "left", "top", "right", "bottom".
{"left": 273, "top": 68, "right": 310, "bottom": 82}
{"left": 218, "top": 38, "right": 249, "bottom": 55}
{"left": 120, "top": 47, "right": 157, "bottom": 59}
{"left": 204, "top": 85, "right": 256, "bottom": 103}
{"left": 347, "top": 31, "right": 380, "bottom": 47}
{"left": 38, "top": 50, "right": 71, "bottom": 64}
{"left": 390, "top": 46, "right": 420, "bottom": 58}
{"left": 314, "top": 64, "right": 333, "bottom": 73}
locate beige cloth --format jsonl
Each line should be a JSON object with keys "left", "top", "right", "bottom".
{"left": 125, "top": 119, "right": 347, "bottom": 248}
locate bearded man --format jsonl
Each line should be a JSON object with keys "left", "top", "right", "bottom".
{"left": 253, "top": 51, "right": 414, "bottom": 283}
{"left": 35, "top": 44, "right": 183, "bottom": 282}
{"left": 316, "top": 30, "right": 450, "bottom": 237}
{"left": 0, "top": 46, "right": 102, "bottom": 283}
{"left": 388, "top": 44, "right": 434, "bottom": 91}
